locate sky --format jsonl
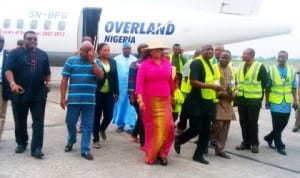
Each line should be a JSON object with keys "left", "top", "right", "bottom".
{"left": 226, "top": 0, "right": 300, "bottom": 58}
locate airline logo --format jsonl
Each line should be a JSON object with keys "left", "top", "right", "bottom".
{"left": 103, "top": 20, "right": 175, "bottom": 44}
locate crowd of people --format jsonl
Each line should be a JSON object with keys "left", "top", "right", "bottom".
{"left": 0, "top": 31, "right": 299, "bottom": 166}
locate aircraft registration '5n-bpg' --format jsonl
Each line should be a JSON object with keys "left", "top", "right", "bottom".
{"left": 0, "top": 0, "right": 292, "bottom": 66}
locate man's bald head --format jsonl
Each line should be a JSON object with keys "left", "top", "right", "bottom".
{"left": 80, "top": 41, "right": 94, "bottom": 59}
{"left": 242, "top": 48, "right": 255, "bottom": 63}
{"left": 214, "top": 44, "right": 224, "bottom": 59}
{"left": 201, "top": 44, "right": 214, "bottom": 60}
{"left": 80, "top": 41, "right": 94, "bottom": 51}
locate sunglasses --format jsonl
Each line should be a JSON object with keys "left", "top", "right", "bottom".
{"left": 26, "top": 37, "right": 37, "bottom": 41}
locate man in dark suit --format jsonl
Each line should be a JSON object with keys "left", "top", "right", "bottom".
{"left": 0, "top": 35, "right": 11, "bottom": 142}
{"left": 6, "top": 31, "right": 51, "bottom": 159}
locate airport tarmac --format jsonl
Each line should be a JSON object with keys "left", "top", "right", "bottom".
{"left": 0, "top": 67, "right": 299, "bottom": 178}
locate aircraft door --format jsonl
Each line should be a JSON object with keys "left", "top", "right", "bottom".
{"left": 77, "top": 8, "right": 102, "bottom": 49}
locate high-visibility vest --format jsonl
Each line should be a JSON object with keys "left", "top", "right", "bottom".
{"left": 237, "top": 61, "right": 263, "bottom": 99}
{"left": 180, "top": 59, "right": 193, "bottom": 93}
{"left": 169, "top": 54, "right": 184, "bottom": 73}
{"left": 269, "top": 65, "right": 294, "bottom": 104}
{"left": 173, "top": 88, "right": 185, "bottom": 113}
{"left": 213, "top": 63, "right": 236, "bottom": 92}
{"left": 196, "top": 55, "right": 217, "bottom": 101}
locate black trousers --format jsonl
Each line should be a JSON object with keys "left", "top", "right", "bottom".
{"left": 237, "top": 105, "right": 261, "bottom": 146}
{"left": 177, "top": 114, "right": 213, "bottom": 159}
{"left": 265, "top": 112, "right": 290, "bottom": 150}
{"left": 131, "top": 101, "right": 144, "bottom": 146}
{"left": 12, "top": 100, "right": 46, "bottom": 152}
{"left": 176, "top": 99, "right": 189, "bottom": 131}
{"left": 93, "top": 92, "right": 114, "bottom": 142}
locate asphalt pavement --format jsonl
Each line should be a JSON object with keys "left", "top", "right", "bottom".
{"left": 0, "top": 67, "right": 299, "bottom": 178}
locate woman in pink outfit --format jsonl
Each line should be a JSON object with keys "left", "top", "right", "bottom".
{"left": 136, "top": 40, "right": 174, "bottom": 165}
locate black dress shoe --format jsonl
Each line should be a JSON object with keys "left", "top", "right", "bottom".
{"left": 251, "top": 145, "right": 259, "bottom": 153}
{"left": 81, "top": 152, "right": 94, "bottom": 160}
{"left": 264, "top": 136, "right": 275, "bottom": 149}
{"left": 174, "top": 136, "right": 181, "bottom": 154}
{"left": 15, "top": 145, "right": 27, "bottom": 153}
{"left": 157, "top": 157, "right": 168, "bottom": 166}
{"left": 64, "top": 143, "right": 73, "bottom": 152}
{"left": 235, "top": 143, "right": 250, "bottom": 150}
{"left": 193, "top": 156, "right": 209, "bottom": 165}
{"left": 277, "top": 149, "right": 287, "bottom": 155}
{"left": 31, "top": 149, "right": 44, "bottom": 159}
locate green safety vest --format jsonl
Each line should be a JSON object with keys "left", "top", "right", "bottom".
{"left": 269, "top": 65, "right": 294, "bottom": 104}
{"left": 180, "top": 59, "right": 193, "bottom": 93}
{"left": 238, "top": 61, "right": 262, "bottom": 99}
{"left": 173, "top": 88, "right": 185, "bottom": 113}
{"left": 196, "top": 56, "right": 217, "bottom": 101}
{"left": 169, "top": 54, "right": 184, "bottom": 73}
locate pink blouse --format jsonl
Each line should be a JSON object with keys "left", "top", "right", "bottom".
{"left": 136, "top": 57, "right": 173, "bottom": 97}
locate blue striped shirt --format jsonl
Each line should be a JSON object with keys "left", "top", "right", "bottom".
{"left": 62, "top": 56, "right": 102, "bottom": 105}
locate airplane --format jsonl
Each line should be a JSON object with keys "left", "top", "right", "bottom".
{"left": 0, "top": 0, "right": 292, "bottom": 66}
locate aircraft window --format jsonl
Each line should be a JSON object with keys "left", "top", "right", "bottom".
{"left": 30, "top": 20, "right": 38, "bottom": 30}
{"left": 3, "top": 19, "right": 10, "bottom": 29}
{"left": 17, "top": 19, "right": 24, "bottom": 29}
{"left": 58, "top": 21, "right": 66, "bottom": 31}
{"left": 44, "top": 20, "right": 52, "bottom": 30}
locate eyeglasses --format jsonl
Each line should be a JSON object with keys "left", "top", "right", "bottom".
{"left": 26, "top": 37, "right": 37, "bottom": 41}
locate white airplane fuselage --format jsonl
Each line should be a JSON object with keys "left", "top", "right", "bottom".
{"left": 0, "top": 1, "right": 291, "bottom": 66}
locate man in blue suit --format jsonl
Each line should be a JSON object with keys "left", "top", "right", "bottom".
{"left": 0, "top": 35, "right": 11, "bottom": 142}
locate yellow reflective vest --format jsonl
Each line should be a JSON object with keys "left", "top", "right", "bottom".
{"left": 180, "top": 59, "right": 193, "bottom": 94}
{"left": 269, "top": 65, "right": 295, "bottom": 104}
{"left": 197, "top": 56, "right": 217, "bottom": 101}
{"left": 237, "top": 61, "right": 263, "bottom": 99}
{"left": 173, "top": 88, "right": 185, "bottom": 113}
{"left": 169, "top": 54, "right": 184, "bottom": 74}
